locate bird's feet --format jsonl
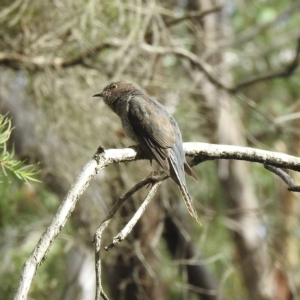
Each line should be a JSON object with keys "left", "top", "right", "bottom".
{"left": 128, "top": 144, "right": 141, "bottom": 154}
{"left": 129, "top": 144, "right": 152, "bottom": 164}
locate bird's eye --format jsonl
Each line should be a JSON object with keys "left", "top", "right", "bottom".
{"left": 111, "top": 84, "right": 117, "bottom": 89}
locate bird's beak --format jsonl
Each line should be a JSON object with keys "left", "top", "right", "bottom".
{"left": 93, "top": 92, "right": 103, "bottom": 97}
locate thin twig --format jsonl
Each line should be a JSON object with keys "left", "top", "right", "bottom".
{"left": 105, "top": 181, "right": 162, "bottom": 251}
{"left": 264, "top": 164, "right": 300, "bottom": 192}
{"left": 94, "top": 172, "right": 165, "bottom": 300}
{"left": 140, "top": 43, "right": 232, "bottom": 90}
{"left": 141, "top": 37, "right": 300, "bottom": 93}
{"left": 164, "top": 5, "right": 223, "bottom": 28}
{"left": 233, "top": 38, "right": 300, "bottom": 92}
{"left": 0, "top": 38, "right": 122, "bottom": 70}
{"left": 94, "top": 221, "right": 110, "bottom": 300}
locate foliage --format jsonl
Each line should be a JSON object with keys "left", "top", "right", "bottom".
{"left": 0, "top": 115, "right": 39, "bottom": 183}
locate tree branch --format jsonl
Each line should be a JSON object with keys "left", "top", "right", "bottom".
{"left": 13, "top": 155, "right": 100, "bottom": 300}
{"left": 141, "top": 38, "right": 300, "bottom": 93}
{"left": 94, "top": 171, "right": 166, "bottom": 300}
{"left": 0, "top": 39, "right": 122, "bottom": 70}
{"left": 94, "top": 182, "right": 162, "bottom": 300}
{"left": 13, "top": 143, "right": 300, "bottom": 300}
{"left": 105, "top": 181, "right": 162, "bottom": 251}
{"left": 140, "top": 44, "right": 232, "bottom": 90}
{"left": 264, "top": 164, "right": 300, "bottom": 192}
{"left": 164, "top": 5, "right": 223, "bottom": 28}
{"left": 233, "top": 37, "right": 300, "bottom": 92}
{"left": 2, "top": 35, "right": 298, "bottom": 94}
{"left": 185, "top": 142, "right": 300, "bottom": 172}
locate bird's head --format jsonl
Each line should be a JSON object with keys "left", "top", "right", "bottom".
{"left": 93, "top": 81, "right": 137, "bottom": 107}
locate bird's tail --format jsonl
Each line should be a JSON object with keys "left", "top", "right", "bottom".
{"left": 179, "top": 183, "right": 202, "bottom": 225}
{"left": 168, "top": 150, "right": 201, "bottom": 225}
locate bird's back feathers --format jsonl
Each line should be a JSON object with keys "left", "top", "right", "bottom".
{"left": 128, "top": 93, "right": 201, "bottom": 224}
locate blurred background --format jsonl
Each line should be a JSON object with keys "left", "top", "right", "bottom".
{"left": 0, "top": 0, "right": 300, "bottom": 299}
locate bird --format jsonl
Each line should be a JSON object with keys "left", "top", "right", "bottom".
{"left": 93, "top": 81, "right": 200, "bottom": 224}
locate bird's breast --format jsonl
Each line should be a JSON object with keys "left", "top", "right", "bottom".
{"left": 121, "top": 114, "right": 138, "bottom": 142}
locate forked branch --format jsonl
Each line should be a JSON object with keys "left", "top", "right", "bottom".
{"left": 13, "top": 143, "right": 300, "bottom": 300}
{"left": 94, "top": 176, "right": 163, "bottom": 300}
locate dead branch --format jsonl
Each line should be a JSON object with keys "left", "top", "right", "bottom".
{"left": 140, "top": 43, "right": 232, "bottom": 90}
{"left": 233, "top": 38, "right": 300, "bottom": 92}
{"left": 164, "top": 5, "right": 223, "bottom": 28}
{"left": 13, "top": 142, "right": 300, "bottom": 300}
{"left": 93, "top": 171, "right": 166, "bottom": 300}
{"left": 1, "top": 35, "right": 298, "bottom": 93}
{"left": 13, "top": 156, "right": 101, "bottom": 300}
{"left": 105, "top": 181, "right": 162, "bottom": 251}
{"left": 0, "top": 38, "right": 122, "bottom": 70}
{"left": 94, "top": 178, "right": 163, "bottom": 300}
{"left": 186, "top": 142, "right": 300, "bottom": 172}
{"left": 264, "top": 164, "right": 300, "bottom": 192}
{"left": 141, "top": 38, "right": 300, "bottom": 93}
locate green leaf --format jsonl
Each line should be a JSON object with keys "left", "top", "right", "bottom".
{"left": 0, "top": 115, "right": 40, "bottom": 183}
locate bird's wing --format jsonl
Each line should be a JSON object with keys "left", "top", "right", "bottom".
{"left": 127, "top": 95, "right": 175, "bottom": 173}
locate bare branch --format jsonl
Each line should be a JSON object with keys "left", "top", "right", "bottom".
{"left": 264, "top": 164, "right": 300, "bottom": 192}
{"left": 141, "top": 38, "right": 300, "bottom": 93}
{"left": 0, "top": 39, "right": 122, "bottom": 70}
{"left": 94, "top": 171, "right": 165, "bottom": 300}
{"left": 14, "top": 142, "right": 300, "bottom": 300}
{"left": 13, "top": 146, "right": 136, "bottom": 300}
{"left": 0, "top": 38, "right": 232, "bottom": 90}
{"left": 2, "top": 34, "right": 298, "bottom": 95}
{"left": 164, "top": 5, "right": 223, "bottom": 28}
{"left": 94, "top": 221, "right": 110, "bottom": 300}
{"left": 105, "top": 181, "right": 162, "bottom": 251}
{"left": 186, "top": 143, "right": 300, "bottom": 172}
{"left": 233, "top": 38, "right": 300, "bottom": 92}
{"left": 140, "top": 44, "right": 232, "bottom": 90}
{"left": 14, "top": 156, "right": 101, "bottom": 300}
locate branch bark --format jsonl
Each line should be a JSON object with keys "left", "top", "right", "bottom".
{"left": 1, "top": 36, "right": 298, "bottom": 92}
{"left": 94, "top": 178, "right": 163, "bottom": 300}
{"left": 0, "top": 39, "right": 122, "bottom": 70}
{"left": 13, "top": 143, "right": 300, "bottom": 300}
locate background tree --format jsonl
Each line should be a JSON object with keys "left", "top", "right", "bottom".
{"left": 0, "top": 0, "right": 300, "bottom": 299}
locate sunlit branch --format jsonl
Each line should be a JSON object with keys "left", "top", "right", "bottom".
{"left": 14, "top": 142, "right": 300, "bottom": 300}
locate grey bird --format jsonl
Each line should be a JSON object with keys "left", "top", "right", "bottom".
{"left": 93, "top": 81, "right": 200, "bottom": 224}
